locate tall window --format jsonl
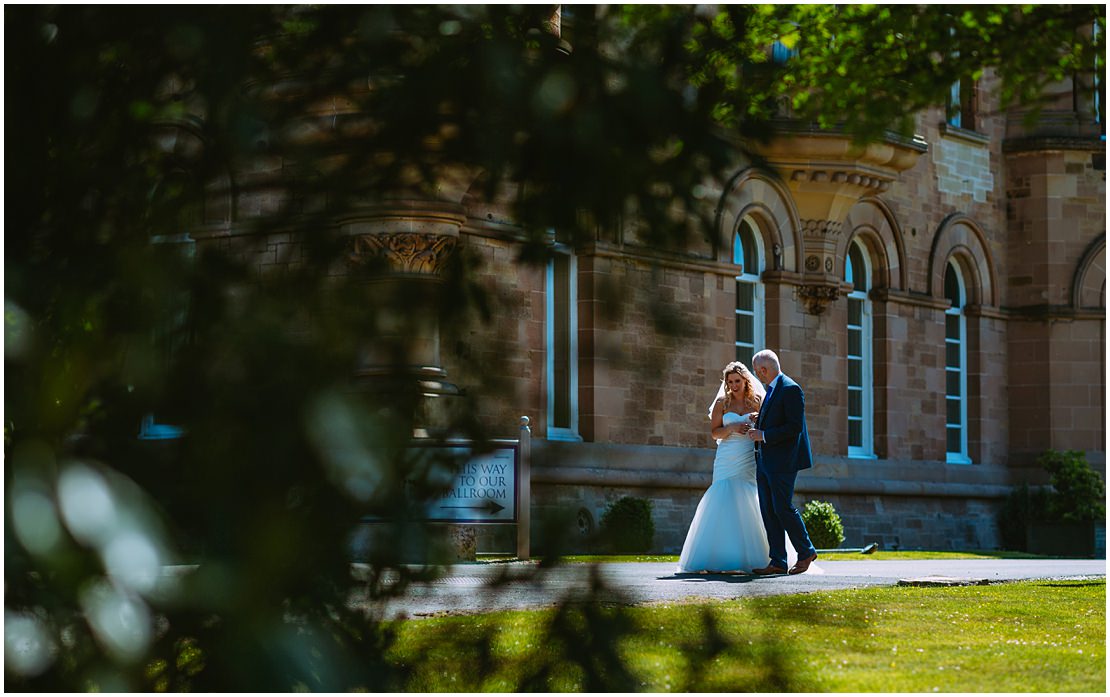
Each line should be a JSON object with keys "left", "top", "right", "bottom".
{"left": 139, "top": 233, "right": 194, "bottom": 440}
{"left": 1095, "top": 21, "right": 1105, "bottom": 134}
{"left": 734, "top": 218, "right": 764, "bottom": 361}
{"left": 944, "top": 262, "right": 971, "bottom": 464}
{"left": 546, "top": 243, "right": 580, "bottom": 441}
{"left": 947, "top": 77, "right": 978, "bottom": 130}
{"left": 846, "top": 241, "right": 873, "bottom": 457}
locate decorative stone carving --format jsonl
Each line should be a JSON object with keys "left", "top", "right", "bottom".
{"left": 791, "top": 169, "right": 888, "bottom": 190}
{"left": 801, "top": 219, "right": 843, "bottom": 238}
{"left": 753, "top": 130, "right": 926, "bottom": 252}
{"left": 348, "top": 232, "right": 457, "bottom": 275}
{"left": 805, "top": 255, "right": 821, "bottom": 272}
{"left": 798, "top": 284, "right": 841, "bottom": 315}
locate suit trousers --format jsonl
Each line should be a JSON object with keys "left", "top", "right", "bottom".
{"left": 756, "top": 464, "right": 817, "bottom": 569}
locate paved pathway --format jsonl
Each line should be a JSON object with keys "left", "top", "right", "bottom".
{"left": 361, "top": 559, "right": 1106, "bottom": 619}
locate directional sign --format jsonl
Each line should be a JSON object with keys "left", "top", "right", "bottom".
{"left": 423, "top": 446, "right": 517, "bottom": 523}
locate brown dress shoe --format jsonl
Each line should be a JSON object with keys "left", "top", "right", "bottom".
{"left": 789, "top": 553, "right": 818, "bottom": 575}
{"left": 752, "top": 565, "right": 788, "bottom": 575}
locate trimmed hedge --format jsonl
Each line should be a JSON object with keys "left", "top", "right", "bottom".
{"left": 802, "top": 500, "right": 845, "bottom": 550}
{"left": 598, "top": 496, "right": 655, "bottom": 553}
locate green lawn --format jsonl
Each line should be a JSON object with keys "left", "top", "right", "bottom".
{"left": 384, "top": 579, "right": 1105, "bottom": 692}
{"left": 485, "top": 550, "right": 1053, "bottom": 564}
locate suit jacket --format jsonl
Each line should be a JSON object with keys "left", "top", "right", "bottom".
{"left": 755, "top": 372, "right": 813, "bottom": 474}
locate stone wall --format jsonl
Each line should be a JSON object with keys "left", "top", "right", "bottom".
{"left": 576, "top": 248, "right": 735, "bottom": 448}
{"left": 525, "top": 440, "right": 1012, "bottom": 554}
{"left": 441, "top": 227, "right": 547, "bottom": 440}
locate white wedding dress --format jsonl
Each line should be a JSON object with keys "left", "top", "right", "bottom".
{"left": 677, "top": 411, "right": 797, "bottom": 574}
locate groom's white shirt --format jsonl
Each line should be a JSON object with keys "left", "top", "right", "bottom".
{"left": 764, "top": 374, "right": 781, "bottom": 404}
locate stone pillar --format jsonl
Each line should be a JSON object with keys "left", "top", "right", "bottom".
{"left": 340, "top": 200, "right": 465, "bottom": 416}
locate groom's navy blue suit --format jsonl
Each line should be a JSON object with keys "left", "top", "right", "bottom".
{"left": 755, "top": 372, "right": 817, "bottom": 570}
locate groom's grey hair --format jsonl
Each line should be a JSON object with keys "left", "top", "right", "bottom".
{"left": 752, "top": 349, "right": 780, "bottom": 371}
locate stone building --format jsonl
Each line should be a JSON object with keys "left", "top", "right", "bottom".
{"left": 439, "top": 65, "right": 1105, "bottom": 554}
{"left": 187, "top": 14, "right": 1105, "bottom": 554}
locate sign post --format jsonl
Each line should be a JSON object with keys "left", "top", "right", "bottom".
{"left": 516, "top": 416, "right": 531, "bottom": 560}
{"left": 410, "top": 416, "right": 531, "bottom": 560}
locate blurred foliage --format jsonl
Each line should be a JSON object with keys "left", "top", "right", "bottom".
{"left": 4, "top": 4, "right": 1104, "bottom": 690}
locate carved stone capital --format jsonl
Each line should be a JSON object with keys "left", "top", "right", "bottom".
{"left": 338, "top": 201, "right": 465, "bottom": 276}
{"left": 798, "top": 284, "right": 841, "bottom": 315}
{"left": 348, "top": 232, "right": 457, "bottom": 275}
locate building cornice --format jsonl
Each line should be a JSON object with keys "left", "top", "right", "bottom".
{"left": 1002, "top": 304, "right": 1105, "bottom": 321}
{"left": 1002, "top": 135, "right": 1105, "bottom": 154}
{"left": 869, "top": 288, "right": 952, "bottom": 311}
{"left": 577, "top": 240, "right": 738, "bottom": 277}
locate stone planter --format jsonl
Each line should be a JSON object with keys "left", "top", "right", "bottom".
{"left": 1026, "top": 521, "right": 1101, "bottom": 558}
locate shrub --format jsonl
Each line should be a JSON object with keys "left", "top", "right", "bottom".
{"left": 598, "top": 496, "right": 655, "bottom": 553}
{"left": 801, "top": 500, "right": 845, "bottom": 550}
{"left": 1039, "top": 450, "right": 1106, "bottom": 524}
{"left": 996, "top": 451, "right": 1105, "bottom": 551}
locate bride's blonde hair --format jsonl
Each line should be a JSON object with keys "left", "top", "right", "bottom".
{"left": 707, "top": 361, "right": 765, "bottom": 418}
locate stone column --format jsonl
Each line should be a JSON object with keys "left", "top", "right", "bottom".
{"left": 340, "top": 200, "right": 465, "bottom": 412}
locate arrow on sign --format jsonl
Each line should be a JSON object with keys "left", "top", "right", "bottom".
{"left": 440, "top": 500, "right": 506, "bottom": 515}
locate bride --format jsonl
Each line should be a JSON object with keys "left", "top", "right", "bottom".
{"left": 677, "top": 361, "right": 790, "bottom": 574}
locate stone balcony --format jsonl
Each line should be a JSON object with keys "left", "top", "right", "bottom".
{"left": 749, "top": 123, "right": 928, "bottom": 313}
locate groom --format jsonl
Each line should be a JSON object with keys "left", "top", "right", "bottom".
{"left": 747, "top": 349, "right": 818, "bottom": 575}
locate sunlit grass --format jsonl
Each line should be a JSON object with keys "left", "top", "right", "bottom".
{"left": 496, "top": 550, "right": 1053, "bottom": 564}
{"left": 384, "top": 579, "right": 1105, "bottom": 692}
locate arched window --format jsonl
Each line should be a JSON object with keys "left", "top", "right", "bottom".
{"left": 734, "top": 218, "right": 765, "bottom": 361}
{"left": 846, "top": 241, "right": 873, "bottom": 457}
{"left": 944, "top": 262, "right": 971, "bottom": 464}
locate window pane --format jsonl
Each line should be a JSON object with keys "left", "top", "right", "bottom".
{"left": 848, "top": 328, "right": 862, "bottom": 357}
{"left": 849, "top": 244, "right": 867, "bottom": 292}
{"left": 848, "top": 298, "right": 862, "bottom": 326}
{"left": 948, "top": 80, "right": 962, "bottom": 127}
{"left": 735, "top": 220, "right": 759, "bottom": 273}
{"left": 736, "top": 281, "right": 754, "bottom": 309}
{"left": 945, "top": 264, "right": 962, "bottom": 306}
{"left": 552, "top": 255, "right": 571, "bottom": 428}
{"left": 741, "top": 228, "right": 758, "bottom": 273}
{"left": 849, "top": 419, "right": 862, "bottom": 448}
{"left": 947, "top": 427, "right": 962, "bottom": 453}
{"left": 946, "top": 370, "right": 961, "bottom": 396}
{"left": 848, "top": 357, "right": 862, "bottom": 385}
{"left": 946, "top": 313, "right": 960, "bottom": 339}
{"left": 736, "top": 314, "right": 753, "bottom": 345}
{"left": 946, "top": 398, "right": 962, "bottom": 426}
{"left": 848, "top": 389, "right": 862, "bottom": 417}
{"left": 946, "top": 342, "right": 960, "bottom": 368}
